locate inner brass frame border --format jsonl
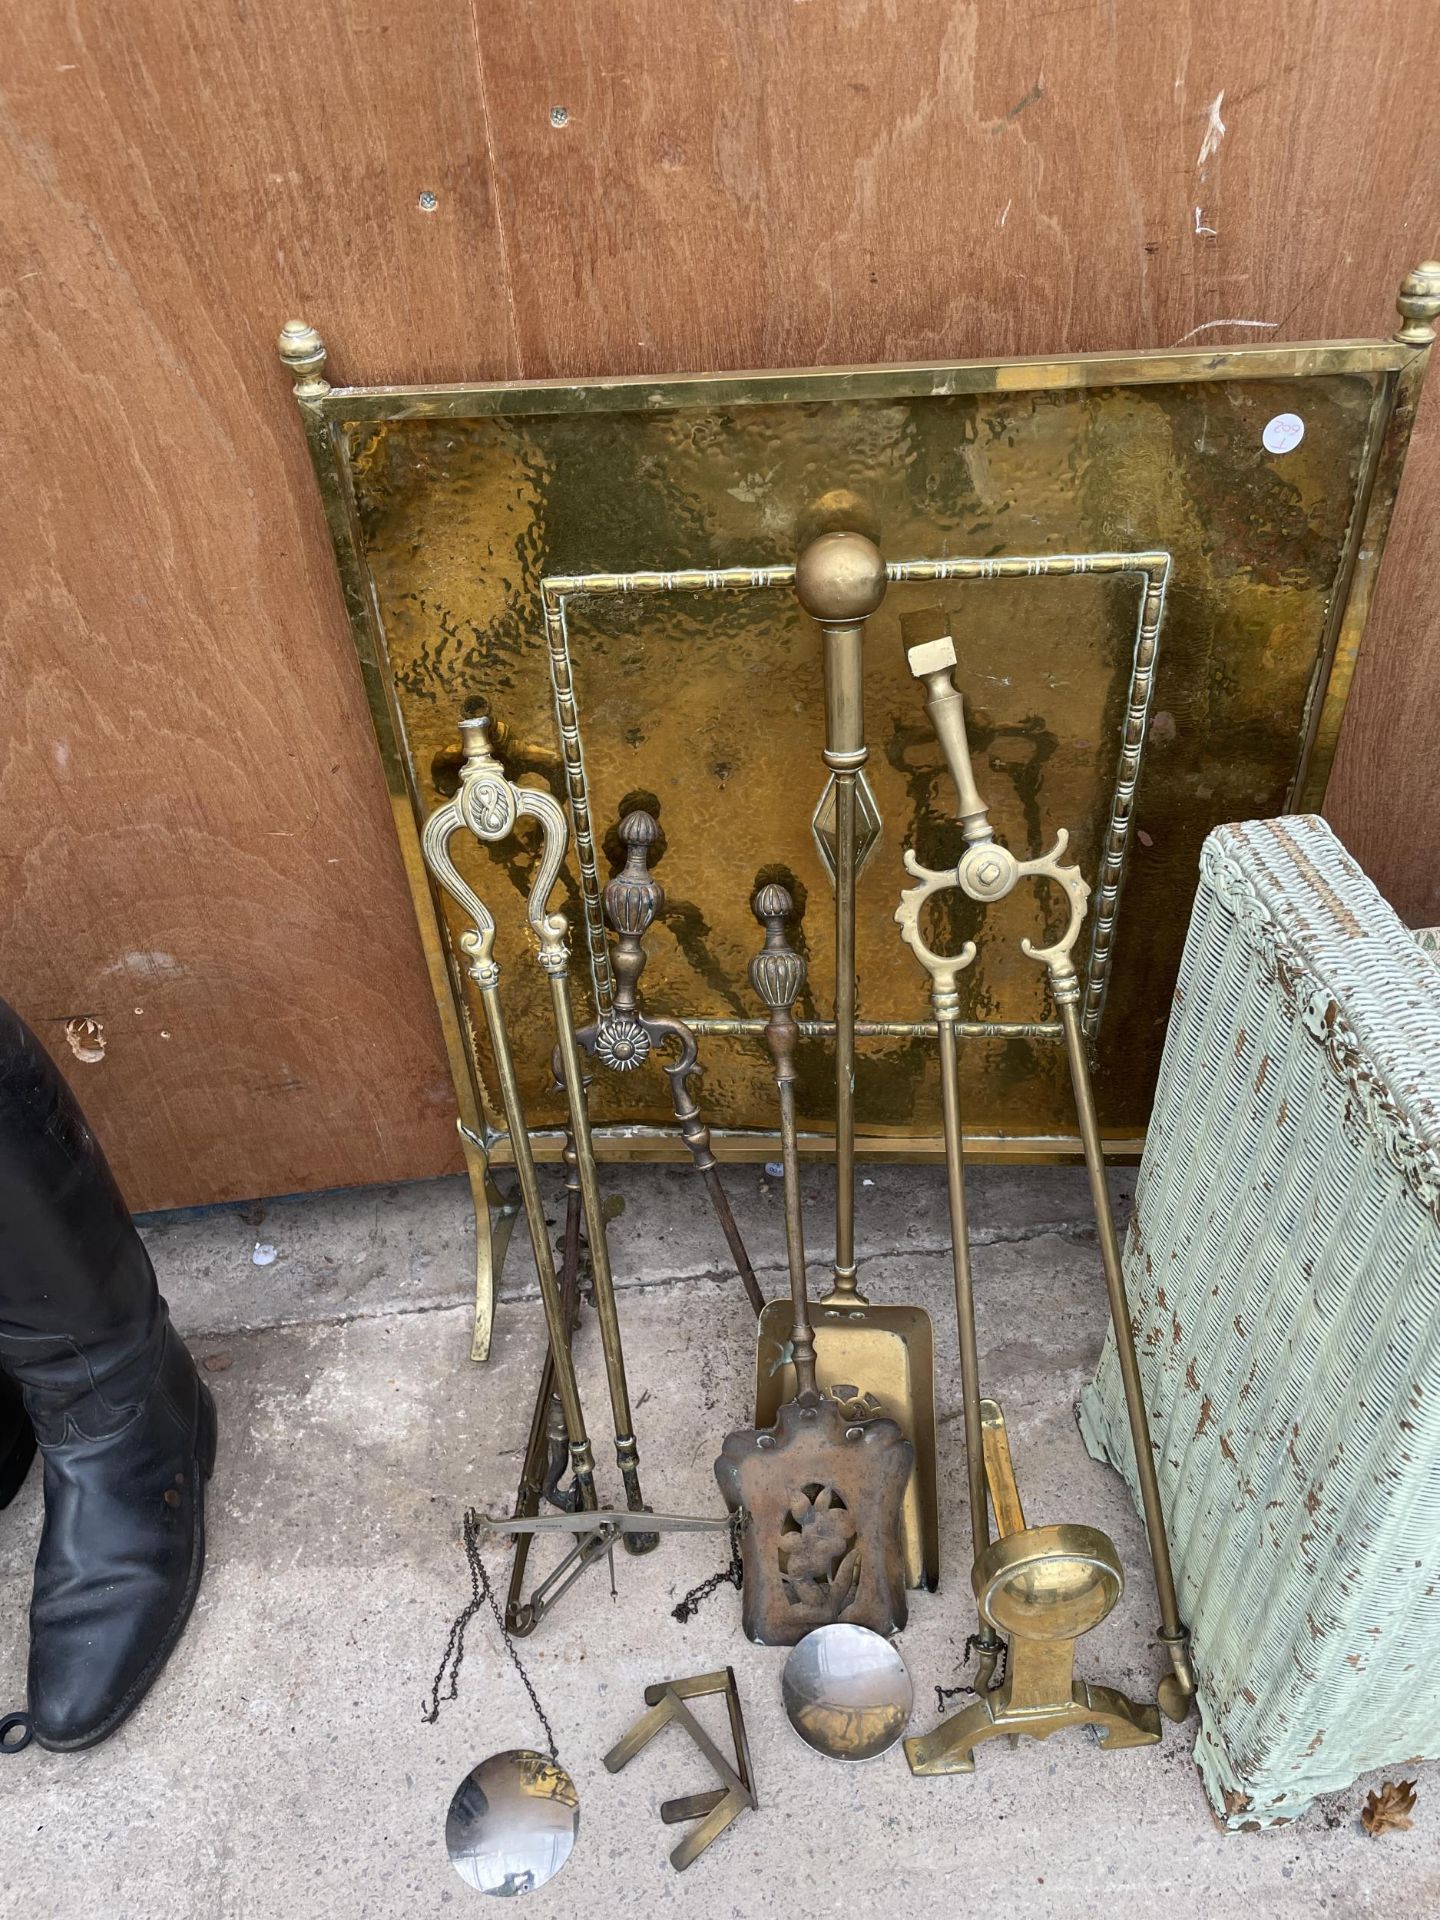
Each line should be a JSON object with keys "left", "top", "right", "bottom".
{"left": 541, "top": 550, "right": 1168, "bottom": 1040}
{"left": 276, "top": 265, "right": 1437, "bottom": 1355}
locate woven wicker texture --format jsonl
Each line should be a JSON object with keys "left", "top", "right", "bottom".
{"left": 1079, "top": 815, "right": 1440, "bottom": 1827}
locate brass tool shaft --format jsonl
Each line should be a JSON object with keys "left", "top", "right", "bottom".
{"left": 1052, "top": 968, "right": 1194, "bottom": 1716}
{"left": 551, "top": 988, "right": 658, "bottom": 1553}
{"left": 749, "top": 885, "right": 816, "bottom": 1394}
{"left": 796, "top": 530, "right": 887, "bottom": 1306}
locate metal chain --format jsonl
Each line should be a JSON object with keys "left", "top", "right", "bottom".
{"left": 935, "top": 1632, "right": 1008, "bottom": 1710}
{"left": 671, "top": 1509, "right": 745, "bottom": 1623}
{"left": 422, "top": 1508, "right": 559, "bottom": 1763}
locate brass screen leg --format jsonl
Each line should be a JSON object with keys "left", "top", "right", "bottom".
{"left": 457, "top": 1120, "right": 519, "bottom": 1363}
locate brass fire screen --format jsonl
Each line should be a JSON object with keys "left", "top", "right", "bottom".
{"left": 277, "top": 266, "right": 1435, "bottom": 1347}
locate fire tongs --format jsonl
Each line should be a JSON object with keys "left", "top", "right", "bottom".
{"left": 894, "top": 618, "right": 1195, "bottom": 1773}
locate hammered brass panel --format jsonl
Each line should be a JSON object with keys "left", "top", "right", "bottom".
{"left": 346, "top": 372, "right": 1379, "bottom": 1146}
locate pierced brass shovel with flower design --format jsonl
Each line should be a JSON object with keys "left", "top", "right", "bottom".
{"left": 716, "top": 885, "right": 911, "bottom": 1645}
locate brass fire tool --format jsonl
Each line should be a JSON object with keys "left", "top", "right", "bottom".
{"left": 604, "top": 1668, "right": 758, "bottom": 1871}
{"left": 716, "top": 885, "right": 911, "bottom": 1644}
{"left": 754, "top": 532, "right": 941, "bottom": 1595}
{"left": 505, "top": 808, "right": 764, "bottom": 1622}
{"left": 501, "top": 1142, "right": 586, "bottom": 1633}
{"left": 572, "top": 808, "right": 764, "bottom": 1317}
{"left": 894, "top": 615, "right": 1193, "bottom": 1775}
{"left": 422, "top": 717, "right": 656, "bottom": 1633}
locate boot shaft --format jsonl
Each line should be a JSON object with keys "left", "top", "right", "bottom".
{"left": 0, "top": 998, "right": 165, "bottom": 1443}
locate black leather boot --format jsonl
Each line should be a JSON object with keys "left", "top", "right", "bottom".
{"left": 0, "top": 1368, "right": 36, "bottom": 1509}
{"left": 0, "top": 998, "right": 216, "bottom": 1750}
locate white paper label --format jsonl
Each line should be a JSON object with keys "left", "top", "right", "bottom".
{"left": 1263, "top": 412, "right": 1305, "bottom": 455}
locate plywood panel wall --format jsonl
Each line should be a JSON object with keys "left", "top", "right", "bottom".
{"left": 2, "top": 0, "right": 1436, "bottom": 1210}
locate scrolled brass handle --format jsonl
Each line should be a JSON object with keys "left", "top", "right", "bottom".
{"left": 1015, "top": 828, "right": 1091, "bottom": 977}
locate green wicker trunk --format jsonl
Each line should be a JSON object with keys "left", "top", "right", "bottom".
{"left": 1079, "top": 815, "right": 1440, "bottom": 1828}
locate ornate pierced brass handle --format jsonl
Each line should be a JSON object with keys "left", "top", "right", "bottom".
{"left": 895, "top": 627, "right": 1091, "bottom": 998}
{"left": 421, "top": 717, "right": 570, "bottom": 983}
{"left": 896, "top": 830, "right": 1091, "bottom": 992}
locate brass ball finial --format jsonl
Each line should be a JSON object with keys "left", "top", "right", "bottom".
{"left": 605, "top": 810, "right": 664, "bottom": 940}
{"left": 277, "top": 319, "right": 330, "bottom": 397}
{"left": 794, "top": 530, "right": 887, "bottom": 624}
{"left": 1396, "top": 262, "right": 1440, "bottom": 346}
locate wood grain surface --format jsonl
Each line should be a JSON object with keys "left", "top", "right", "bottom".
{"left": 2, "top": 0, "right": 1437, "bottom": 1209}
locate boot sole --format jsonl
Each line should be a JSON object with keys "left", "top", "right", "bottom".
{"left": 33, "top": 1380, "right": 218, "bottom": 1753}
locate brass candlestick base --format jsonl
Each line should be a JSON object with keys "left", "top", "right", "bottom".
{"left": 905, "top": 1401, "right": 1160, "bottom": 1777}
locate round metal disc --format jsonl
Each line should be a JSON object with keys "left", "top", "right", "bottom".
{"left": 781, "top": 1623, "right": 913, "bottom": 1762}
{"left": 445, "top": 1750, "right": 579, "bottom": 1897}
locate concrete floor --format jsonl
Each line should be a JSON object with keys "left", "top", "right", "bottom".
{"left": 1, "top": 1163, "right": 1435, "bottom": 1918}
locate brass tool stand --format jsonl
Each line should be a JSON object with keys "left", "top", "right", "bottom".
{"left": 904, "top": 1402, "right": 1159, "bottom": 1774}
{"left": 604, "top": 1668, "right": 758, "bottom": 1871}
{"left": 484, "top": 1507, "right": 735, "bottom": 1639}
{"left": 895, "top": 616, "right": 1194, "bottom": 1771}
{"left": 423, "top": 718, "right": 655, "bottom": 1631}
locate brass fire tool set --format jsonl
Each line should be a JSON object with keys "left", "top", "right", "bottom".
{"left": 423, "top": 719, "right": 665, "bottom": 1634}
{"left": 420, "top": 532, "right": 1196, "bottom": 1886}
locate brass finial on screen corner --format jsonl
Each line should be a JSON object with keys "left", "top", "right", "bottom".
{"left": 277, "top": 318, "right": 331, "bottom": 397}
{"left": 1395, "top": 262, "right": 1440, "bottom": 346}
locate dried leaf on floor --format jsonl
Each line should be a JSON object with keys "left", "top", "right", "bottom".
{"left": 202, "top": 1352, "right": 234, "bottom": 1373}
{"left": 1361, "top": 1780, "right": 1417, "bottom": 1836}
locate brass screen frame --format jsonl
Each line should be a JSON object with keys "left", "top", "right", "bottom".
{"left": 277, "top": 267, "right": 1436, "bottom": 1355}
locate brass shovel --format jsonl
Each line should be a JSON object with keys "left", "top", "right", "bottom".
{"left": 717, "top": 886, "right": 912, "bottom": 1644}
{"left": 753, "top": 531, "right": 940, "bottom": 1593}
